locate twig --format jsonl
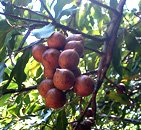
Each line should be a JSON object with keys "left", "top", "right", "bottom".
{"left": 100, "top": 114, "right": 141, "bottom": 125}
{"left": 14, "top": 39, "right": 45, "bottom": 54}
{"left": 17, "top": 28, "right": 32, "bottom": 51}
{"left": 122, "top": 51, "right": 131, "bottom": 62}
{"left": 82, "top": 70, "right": 97, "bottom": 75}
{"left": 2, "top": 85, "right": 37, "bottom": 95}
{"left": 0, "top": 12, "right": 49, "bottom": 24}
{"left": 0, "top": 12, "right": 108, "bottom": 42}
{"left": 1, "top": 1, "right": 50, "bottom": 19}
{"left": 84, "top": 46, "right": 104, "bottom": 56}
{"left": 74, "top": 98, "right": 92, "bottom": 130}
{"left": 39, "top": 0, "right": 54, "bottom": 21}
{"left": 89, "top": 0, "right": 119, "bottom": 14}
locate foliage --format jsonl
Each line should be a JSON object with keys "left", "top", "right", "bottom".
{"left": 0, "top": 0, "right": 141, "bottom": 129}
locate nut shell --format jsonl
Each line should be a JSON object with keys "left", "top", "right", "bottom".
{"left": 64, "top": 41, "right": 84, "bottom": 57}
{"left": 74, "top": 75, "right": 94, "bottom": 97}
{"left": 66, "top": 34, "right": 84, "bottom": 43}
{"left": 45, "top": 88, "right": 66, "bottom": 109}
{"left": 37, "top": 79, "right": 54, "bottom": 98}
{"left": 32, "top": 44, "right": 48, "bottom": 62}
{"left": 47, "top": 32, "right": 66, "bottom": 50}
{"left": 59, "top": 49, "right": 79, "bottom": 70}
{"left": 53, "top": 69, "right": 75, "bottom": 91}
{"left": 42, "top": 48, "right": 60, "bottom": 69}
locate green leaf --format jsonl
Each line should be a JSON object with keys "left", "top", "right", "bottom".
{"left": 110, "top": 0, "right": 118, "bottom": 9}
{"left": 58, "top": 6, "right": 77, "bottom": 20}
{"left": 0, "top": 94, "right": 11, "bottom": 107}
{"left": 0, "top": 20, "right": 11, "bottom": 50}
{"left": 13, "top": 49, "right": 31, "bottom": 88}
{"left": 4, "top": 3, "right": 15, "bottom": 22}
{"left": 94, "top": 6, "right": 102, "bottom": 20}
{"left": 106, "top": 90, "right": 130, "bottom": 105}
{"left": 56, "top": 109, "right": 68, "bottom": 130}
{"left": 0, "top": 47, "right": 6, "bottom": 62}
{"left": 32, "top": 24, "right": 55, "bottom": 39}
{"left": 14, "top": 0, "right": 31, "bottom": 6}
{"left": 112, "top": 42, "right": 122, "bottom": 76}
{"left": 125, "top": 32, "right": 141, "bottom": 52}
{"left": 109, "top": 0, "right": 117, "bottom": 18}
{"left": 0, "top": 62, "right": 6, "bottom": 83}
{"left": 24, "top": 95, "right": 30, "bottom": 106}
{"left": 54, "top": 0, "right": 72, "bottom": 19}
{"left": 84, "top": 39, "right": 103, "bottom": 50}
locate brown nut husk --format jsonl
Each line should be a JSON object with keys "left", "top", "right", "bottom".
{"left": 32, "top": 44, "right": 48, "bottom": 62}
{"left": 64, "top": 41, "right": 84, "bottom": 57}
{"left": 59, "top": 49, "right": 79, "bottom": 70}
{"left": 37, "top": 79, "right": 54, "bottom": 98}
{"left": 42, "top": 48, "right": 60, "bottom": 69}
{"left": 43, "top": 67, "right": 56, "bottom": 79}
{"left": 74, "top": 75, "right": 94, "bottom": 97}
{"left": 53, "top": 69, "right": 75, "bottom": 91}
{"left": 66, "top": 34, "right": 84, "bottom": 43}
{"left": 45, "top": 88, "right": 66, "bottom": 109}
{"left": 47, "top": 32, "right": 66, "bottom": 50}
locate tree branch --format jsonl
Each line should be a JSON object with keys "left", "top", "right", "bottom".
{"left": 0, "top": 12, "right": 49, "bottom": 24}
{"left": 89, "top": 0, "right": 119, "bottom": 14}
{"left": 91, "top": 0, "right": 126, "bottom": 121}
{"left": 1, "top": 1, "right": 50, "bottom": 19}
{"left": 39, "top": 0, "right": 54, "bottom": 21}
{"left": 100, "top": 114, "right": 141, "bottom": 125}
{"left": 84, "top": 46, "right": 104, "bottom": 56}
{"left": 0, "top": 12, "right": 108, "bottom": 42}
{"left": 2, "top": 85, "right": 37, "bottom": 95}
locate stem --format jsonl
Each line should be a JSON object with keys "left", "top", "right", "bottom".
{"left": 2, "top": 85, "right": 37, "bottom": 95}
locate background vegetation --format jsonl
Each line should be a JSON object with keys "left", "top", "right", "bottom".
{"left": 0, "top": 0, "right": 141, "bottom": 129}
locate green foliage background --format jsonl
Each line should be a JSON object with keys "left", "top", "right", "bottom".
{"left": 0, "top": 0, "right": 141, "bottom": 129}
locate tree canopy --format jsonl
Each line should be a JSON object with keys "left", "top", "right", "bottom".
{"left": 0, "top": 0, "right": 141, "bottom": 129}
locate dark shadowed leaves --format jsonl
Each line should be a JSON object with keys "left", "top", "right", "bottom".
{"left": 125, "top": 32, "right": 141, "bottom": 53}
{"left": 56, "top": 109, "right": 68, "bottom": 130}
{"left": 13, "top": 49, "right": 31, "bottom": 88}
{"left": 112, "top": 42, "right": 122, "bottom": 76}
{"left": 0, "top": 62, "right": 6, "bottom": 83}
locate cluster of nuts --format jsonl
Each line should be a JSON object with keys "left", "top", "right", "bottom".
{"left": 32, "top": 32, "right": 94, "bottom": 109}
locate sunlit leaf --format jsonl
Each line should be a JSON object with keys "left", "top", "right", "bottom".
{"left": 54, "top": 0, "right": 72, "bottom": 19}
{"left": 0, "top": 94, "right": 11, "bottom": 107}
{"left": 32, "top": 24, "right": 55, "bottom": 39}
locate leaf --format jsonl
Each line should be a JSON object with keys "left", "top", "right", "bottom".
{"left": 0, "top": 94, "right": 11, "bottom": 107}
{"left": 106, "top": 90, "right": 130, "bottom": 105}
{"left": 112, "top": 42, "right": 122, "bottom": 76}
{"left": 94, "top": 6, "right": 102, "bottom": 20}
{"left": 0, "top": 47, "right": 6, "bottom": 62}
{"left": 24, "top": 95, "right": 30, "bottom": 106}
{"left": 84, "top": 39, "right": 103, "bottom": 50}
{"left": 32, "top": 24, "right": 55, "bottom": 39}
{"left": 4, "top": 2, "right": 15, "bottom": 22}
{"left": 125, "top": 32, "right": 141, "bottom": 52}
{"left": 110, "top": 0, "right": 118, "bottom": 9}
{"left": 13, "top": 49, "right": 31, "bottom": 88}
{"left": 14, "top": 0, "right": 31, "bottom": 6}
{"left": 0, "top": 62, "right": 6, "bottom": 83}
{"left": 54, "top": 0, "right": 72, "bottom": 19}
{"left": 0, "top": 20, "right": 11, "bottom": 50}
{"left": 56, "top": 109, "right": 68, "bottom": 130}
{"left": 58, "top": 6, "right": 78, "bottom": 20}
{"left": 109, "top": 0, "right": 118, "bottom": 18}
